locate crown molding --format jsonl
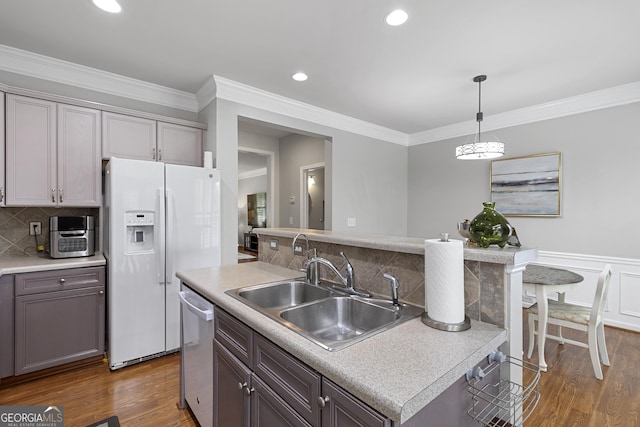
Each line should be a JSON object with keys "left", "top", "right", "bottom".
{"left": 0, "top": 44, "right": 198, "bottom": 112}
{"left": 239, "top": 168, "right": 267, "bottom": 180}
{"left": 409, "top": 81, "right": 640, "bottom": 146}
{"left": 210, "top": 75, "right": 409, "bottom": 146}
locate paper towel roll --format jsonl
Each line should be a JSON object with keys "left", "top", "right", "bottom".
{"left": 425, "top": 238, "right": 465, "bottom": 324}
{"left": 203, "top": 151, "right": 213, "bottom": 168}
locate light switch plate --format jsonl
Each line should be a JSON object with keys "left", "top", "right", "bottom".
{"left": 293, "top": 244, "right": 304, "bottom": 255}
{"left": 269, "top": 239, "right": 279, "bottom": 250}
{"left": 347, "top": 217, "right": 356, "bottom": 227}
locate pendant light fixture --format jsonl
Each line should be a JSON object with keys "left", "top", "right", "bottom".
{"left": 455, "top": 75, "right": 504, "bottom": 160}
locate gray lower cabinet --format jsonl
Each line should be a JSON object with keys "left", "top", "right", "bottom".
{"left": 0, "top": 275, "right": 15, "bottom": 381}
{"left": 213, "top": 306, "right": 390, "bottom": 427}
{"left": 14, "top": 267, "right": 105, "bottom": 375}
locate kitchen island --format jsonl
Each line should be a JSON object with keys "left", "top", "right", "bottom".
{"left": 177, "top": 261, "right": 507, "bottom": 424}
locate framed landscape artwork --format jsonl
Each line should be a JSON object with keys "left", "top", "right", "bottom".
{"left": 490, "top": 152, "right": 561, "bottom": 216}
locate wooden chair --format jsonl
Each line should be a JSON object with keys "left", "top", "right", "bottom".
{"left": 527, "top": 264, "right": 613, "bottom": 380}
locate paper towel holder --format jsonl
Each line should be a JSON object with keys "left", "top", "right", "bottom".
{"left": 421, "top": 312, "right": 471, "bottom": 331}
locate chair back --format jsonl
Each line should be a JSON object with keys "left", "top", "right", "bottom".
{"left": 590, "top": 264, "right": 613, "bottom": 325}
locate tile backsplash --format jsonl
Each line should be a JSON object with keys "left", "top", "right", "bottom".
{"left": 0, "top": 207, "right": 99, "bottom": 257}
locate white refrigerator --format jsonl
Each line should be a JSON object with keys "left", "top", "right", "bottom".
{"left": 104, "top": 157, "right": 220, "bottom": 370}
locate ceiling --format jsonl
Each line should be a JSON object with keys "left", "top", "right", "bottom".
{"left": 1, "top": 1, "right": 639, "bottom": 134}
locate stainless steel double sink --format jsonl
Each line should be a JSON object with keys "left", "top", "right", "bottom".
{"left": 225, "top": 279, "right": 423, "bottom": 351}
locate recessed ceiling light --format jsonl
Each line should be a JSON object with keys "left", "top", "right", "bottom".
{"left": 91, "top": 0, "right": 122, "bottom": 13}
{"left": 385, "top": 9, "right": 408, "bottom": 26}
{"left": 292, "top": 72, "right": 308, "bottom": 82}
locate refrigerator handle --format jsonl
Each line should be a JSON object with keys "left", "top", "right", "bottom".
{"left": 157, "top": 188, "right": 166, "bottom": 284}
{"left": 166, "top": 189, "right": 175, "bottom": 284}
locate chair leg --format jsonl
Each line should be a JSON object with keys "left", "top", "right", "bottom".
{"left": 588, "top": 323, "right": 603, "bottom": 380}
{"left": 527, "top": 313, "right": 535, "bottom": 359}
{"left": 597, "top": 322, "right": 610, "bottom": 366}
{"left": 557, "top": 326, "right": 564, "bottom": 344}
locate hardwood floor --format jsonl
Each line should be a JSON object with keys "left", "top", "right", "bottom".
{"left": 522, "top": 310, "right": 640, "bottom": 426}
{"left": 0, "top": 352, "right": 196, "bottom": 427}
{"left": 0, "top": 310, "right": 637, "bottom": 426}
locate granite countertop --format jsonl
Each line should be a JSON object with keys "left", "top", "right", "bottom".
{"left": 177, "top": 261, "right": 507, "bottom": 424}
{"left": 253, "top": 228, "right": 537, "bottom": 266}
{"left": 0, "top": 252, "right": 106, "bottom": 277}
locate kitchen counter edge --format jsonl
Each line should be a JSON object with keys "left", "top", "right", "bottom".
{"left": 0, "top": 252, "right": 106, "bottom": 277}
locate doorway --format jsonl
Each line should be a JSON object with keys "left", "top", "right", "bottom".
{"left": 301, "top": 164, "right": 325, "bottom": 230}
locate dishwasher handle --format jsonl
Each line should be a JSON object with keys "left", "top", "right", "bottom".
{"left": 179, "top": 291, "right": 214, "bottom": 321}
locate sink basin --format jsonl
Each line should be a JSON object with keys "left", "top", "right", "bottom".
{"left": 280, "top": 297, "right": 398, "bottom": 343}
{"left": 226, "top": 279, "right": 423, "bottom": 351}
{"left": 229, "top": 280, "right": 334, "bottom": 310}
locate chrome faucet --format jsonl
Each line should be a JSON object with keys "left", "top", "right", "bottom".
{"left": 292, "top": 233, "right": 318, "bottom": 284}
{"left": 383, "top": 273, "right": 401, "bottom": 307}
{"left": 305, "top": 252, "right": 371, "bottom": 297}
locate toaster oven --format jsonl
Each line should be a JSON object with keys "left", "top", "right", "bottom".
{"left": 49, "top": 216, "right": 95, "bottom": 259}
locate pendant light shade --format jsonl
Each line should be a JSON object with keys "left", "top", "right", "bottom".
{"left": 456, "top": 75, "right": 504, "bottom": 160}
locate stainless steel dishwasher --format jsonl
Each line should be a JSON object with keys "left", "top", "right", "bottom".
{"left": 180, "top": 284, "right": 214, "bottom": 426}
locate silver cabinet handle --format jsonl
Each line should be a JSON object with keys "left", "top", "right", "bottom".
{"left": 238, "top": 382, "right": 254, "bottom": 395}
{"left": 99, "top": 290, "right": 105, "bottom": 295}
{"left": 59, "top": 188, "right": 63, "bottom": 203}
{"left": 59, "top": 278, "right": 66, "bottom": 284}
{"left": 317, "top": 396, "right": 330, "bottom": 409}
{"left": 51, "top": 188, "right": 56, "bottom": 202}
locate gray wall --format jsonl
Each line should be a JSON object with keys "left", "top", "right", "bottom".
{"left": 278, "top": 134, "right": 325, "bottom": 228}
{"left": 407, "top": 102, "right": 640, "bottom": 259}
{"left": 206, "top": 98, "right": 409, "bottom": 264}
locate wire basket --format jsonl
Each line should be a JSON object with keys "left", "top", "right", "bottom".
{"left": 467, "top": 356, "right": 540, "bottom": 427}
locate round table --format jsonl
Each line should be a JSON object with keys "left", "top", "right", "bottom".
{"left": 523, "top": 264, "right": 584, "bottom": 371}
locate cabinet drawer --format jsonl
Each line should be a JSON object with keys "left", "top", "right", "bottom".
{"left": 253, "top": 334, "right": 321, "bottom": 426}
{"left": 214, "top": 307, "right": 253, "bottom": 367}
{"left": 15, "top": 266, "right": 105, "bottom": 296}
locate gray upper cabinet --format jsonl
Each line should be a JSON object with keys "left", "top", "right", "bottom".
{"left": 102, "top": 111, "right": 157, "bottom": 161}
{"left": 5, "top": 94, "right": 101, "bottom": 207}
{"left": 158, "top": 121, "right": 203, "bottom": 166}
{"left": 103, "top": 112, "right": 203, "bottom": 166}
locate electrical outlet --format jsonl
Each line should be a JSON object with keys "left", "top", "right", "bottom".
{"left": 269, "top": 239, "right": 279, "bottom": 250}
{"left": 293, "top": 244, "right": 304, "bottom": 255}
{"left": 347, "top": 217, "right": 356, "bottom": 227}
{"left": 29, "top": 221, "right": 42, "bottom": 235}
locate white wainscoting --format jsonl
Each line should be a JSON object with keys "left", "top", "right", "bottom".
{"left": 523, "top": 251, "right": 640, "bottom": 332}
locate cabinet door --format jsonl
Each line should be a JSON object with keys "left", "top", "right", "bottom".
{"left": 251, "top": 375, "right": 312, "bottom": 427}
{"left": 15, "top": 286, "right": 105, "bottom": 375}
{"left": 102, "top": 111, "right": 156, "bottom": 161}
{"left": 213, "top": 339, "right": 251, "bottom": 427}
{"left": 57, "top": 104, "right": 101, "bottom": 206}
{"left": 157, "top": 122, "right": 203, "bottom": 166}
{"left": 0, "top": 275, "right": 14, "bottom": 379}
{"left": 0, "top": 91, "right": 5, "bottom": 206}
{"left": 321, "top": 379, "right": 391, "bottom": 427}
{"left": 5, "top": 94, "right": 57, "bottom": 206}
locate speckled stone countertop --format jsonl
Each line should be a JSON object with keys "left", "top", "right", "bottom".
{"left": 177, "top": 261, "right": 507, "bottom": 424}
{"left": 254, "top": 228, "right": 537, "bottom": 265}
{"left": 0, "top": 252, "right": 106, "bottom": 276}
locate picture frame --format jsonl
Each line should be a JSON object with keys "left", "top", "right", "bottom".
{"left": 490, "top": 152, "right": 561, "bottom": 216}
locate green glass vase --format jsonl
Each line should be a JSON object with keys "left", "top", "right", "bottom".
{"left": 469, "top": 202, "right": 512, "bottom": 248}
